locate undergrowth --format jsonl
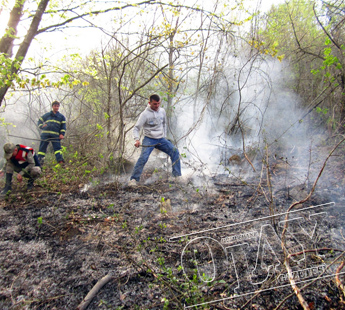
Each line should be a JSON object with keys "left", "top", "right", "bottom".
{"left": 0, "top": 145, "right": 110, "bottom": 196}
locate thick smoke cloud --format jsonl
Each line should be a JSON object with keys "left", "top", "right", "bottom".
{"left": 173, "top": 56, "right": 315, "bottom": 185}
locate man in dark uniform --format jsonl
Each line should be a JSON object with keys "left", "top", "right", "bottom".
{"left": 37, "top": 100, "right": 66, "bottom": 164}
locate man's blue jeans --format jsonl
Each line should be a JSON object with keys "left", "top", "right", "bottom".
{"left": 130, "top": 137, "right": 182, "bottom": 181}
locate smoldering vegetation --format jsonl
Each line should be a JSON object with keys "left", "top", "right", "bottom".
{"left": 0, "top": 159, "right": 344, "bottom": 309}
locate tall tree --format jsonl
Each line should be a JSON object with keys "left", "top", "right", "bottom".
{"left": 257, "top": 0, "right": 345, "bottom": 133}
{"left": 313, "top": 0, "right": 345, "bottom": 130}
{"left": 0, "top": 0, "right": 157, "bottom": 106}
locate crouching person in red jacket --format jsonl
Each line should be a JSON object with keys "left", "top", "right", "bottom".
{"left": 0, "top": 143, "right": 42, "bottom": 195}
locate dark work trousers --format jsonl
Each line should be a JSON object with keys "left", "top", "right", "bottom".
{"left": 38, "top": 133, "right": 63, "bottom": 162}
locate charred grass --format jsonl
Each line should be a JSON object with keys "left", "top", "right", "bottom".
{"left": 1, "top": 157, "right": 345, "bottom": 309}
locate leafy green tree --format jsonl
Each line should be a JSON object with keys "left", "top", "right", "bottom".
{"left": 257, "top": 0, "right": 345, "bottom": 133}
{"left": 0, "top": 0, "right": 158, "bottom": 106}
{"left": 312, "top": 0, "right": 345, "bottom": 130}
{"left": 2, "top": 0, "right": 257, "bottom": 171}
{"left": 257, "top": 0, "right": 325, "bottom": 95}
{"left": 64, "top": 34, "right": 169, "bottom": 169}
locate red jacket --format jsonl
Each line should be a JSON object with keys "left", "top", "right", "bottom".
{"left": 13, "top": 145, "right": 35, "bottom": 164}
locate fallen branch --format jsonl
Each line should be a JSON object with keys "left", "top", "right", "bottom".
{"left": 275, "top": 250, "right": 345, "bottom": 310}
{"left": 288, "top": 247, "right": 344, "bottom": 258}
{"left": 76, "top": 274, "right": 114, "bottom": 310}
{"left": 336, "top": 261, "right": 345, "bottom": 300}
{"left": 77, "top": 239, "right": 143, "bottom": 310}
{"left": 284, "top": 258, "right": 311, "bottom": 310}
{"left": 244, "top": 152, "right": 256, "bottom": 171}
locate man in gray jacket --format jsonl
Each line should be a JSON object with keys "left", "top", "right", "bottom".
{"left": 128, "top": 94, "right": 181, "bottom": 185}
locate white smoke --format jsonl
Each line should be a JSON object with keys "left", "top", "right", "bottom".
{"left": 173, "top": 56, "right": 314, "bottom": 185}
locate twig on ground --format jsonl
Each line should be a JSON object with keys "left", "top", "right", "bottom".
{"left": 77, "top": 274, "right": 114, "bottom": 310}
{"left": 284, "top": 258, "right": 311, "bottom": 310}
{"left": 336, "top": 261, "right": 345, "bottom": 300}
{"left": 275, "top": 250, "right": 345, "bottom": 310}
{"left": 77, "top": 272, "right": 129, "bottom": 310}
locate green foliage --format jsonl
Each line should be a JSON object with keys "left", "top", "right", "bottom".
{"left": 35, "top": 145, "right": 101, "bottom": 192}
{"left": 257, "top": 0, "right": 345, "bottom": 133}
{"left": 0, "top": 117, "right": 15, "bottom": 129}
{"left": 316, "top": 107, "right": 328, "bottom": 115}
{"left": 311, "top": 38, "right": 343, "bottom": 89}
{"left": 134, "top": 225, "right": 143, "bottom": 234}
{"left": 258, "top": 0, "right": 322, "bottom": 59}
{"left": 158, "top": 222, "right": 167, "bottom": 229}
{"left": 0, "top": 54, "right": 24, "bottom": 89}
{"left": 153, "top": 256, "right": 208, "bottom": 308}
{"left": 1, "top": 53, "right": 88, "bottom": 92}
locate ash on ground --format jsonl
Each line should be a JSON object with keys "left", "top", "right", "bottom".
{"left": 1, "top": 159, "right": 345, "bottom": 310}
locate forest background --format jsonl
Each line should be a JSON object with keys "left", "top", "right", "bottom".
{"left": 0, "top": 0, "right": 345, "bottom": 184}
{"left": 1, "top": 1, "right": 345, "bottom": 309}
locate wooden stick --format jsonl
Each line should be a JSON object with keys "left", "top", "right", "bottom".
{"left": 76, "top": 274, "right": 113, "bottom": 310}
{"left": 244, "top": 152, "right": 256, "bottom": 172}
{"left": 336, "top": 261, "right": 345, "bottom": 299}
{"left": 284, "top": 259, "right": 310, "bottom": 310}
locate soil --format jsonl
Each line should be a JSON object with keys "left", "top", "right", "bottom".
{"left": 1, "top": 149, "right": 345, "bottom": 310}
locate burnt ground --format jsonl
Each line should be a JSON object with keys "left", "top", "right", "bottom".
{"left": 1, "top": 149, "right": 345, "bottom": 310}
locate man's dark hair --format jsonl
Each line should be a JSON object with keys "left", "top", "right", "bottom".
{"left": 52, "top": 100, "right": 60, "bottom": 106}
{"left": 149, "top": 94, "right": 160, "bottom": 102}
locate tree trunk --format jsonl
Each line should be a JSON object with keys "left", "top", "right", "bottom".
{"left": 166, "top": 33, "right": 174, "bottom": 138}
{"left": 339, "top": 74, "right": 345, "bottom": 132}
{"left": 0, "top": 0, "right": 25, "bottom": 56}
{"left": 0, "top": 0, "right": 50, "bottom": 106}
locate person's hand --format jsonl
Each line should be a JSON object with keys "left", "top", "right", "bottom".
{"left": 17, "top": 174, "right": 23, "bottom": 182}
{"left": 42, "top": 123, "right": 47, "bottom": 128}
{"left": 134, "top": 140, "right": 140, "bottom": 148}
{"left": 0, "top": 171, "right": 4, "bottom": 178}
{"left": 59, "top": 134, "right": 64, "bottom": 140}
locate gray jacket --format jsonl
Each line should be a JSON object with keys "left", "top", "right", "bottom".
{"left": 133, "top": 105, "right": 166, "bottom": 140}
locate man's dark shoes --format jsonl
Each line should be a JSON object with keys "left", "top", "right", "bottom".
{"left": 1, "top": 186, "right": 11, "bottom": 196}
{"left": 1, "top": 173, "right": 13, "bottom": 196}
{"left": 27, "top": 179, "right": 34, "bottom": 190}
